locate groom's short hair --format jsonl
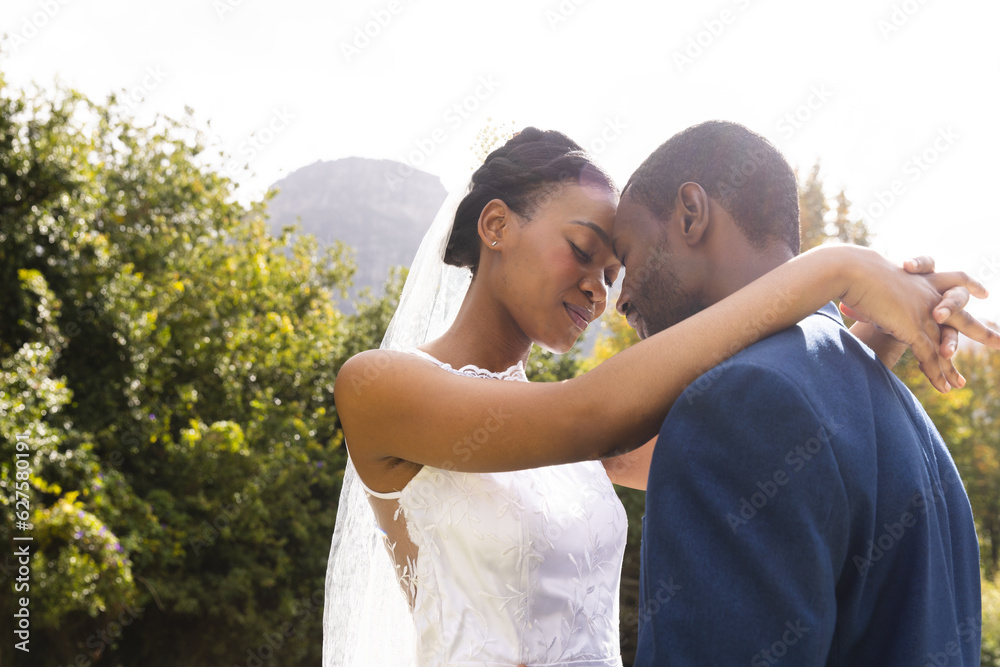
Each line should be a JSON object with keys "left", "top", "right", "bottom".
{"left": 623, "top": 121, "right": 800, "bottom": 253}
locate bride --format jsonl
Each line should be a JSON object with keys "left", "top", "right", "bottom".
{"left": 324, "top": 128, "right": 993, "bottom": 666}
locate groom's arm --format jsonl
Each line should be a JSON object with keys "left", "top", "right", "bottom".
{"left": 849, "top": 320, "right": 909, "bottom": 368}
{"left": 636, "top": 361, "right": 850, "bottom": 666}
{"left": 602, "top": 436, "right": 657, "bottom": 489}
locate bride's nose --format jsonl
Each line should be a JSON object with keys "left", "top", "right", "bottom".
{"left": 580, "top": 270, "right": 607, "bottom": 304}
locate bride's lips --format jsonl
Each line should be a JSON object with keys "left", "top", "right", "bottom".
{"left": 564, "top": 303, "right": 591, "bottom": 331}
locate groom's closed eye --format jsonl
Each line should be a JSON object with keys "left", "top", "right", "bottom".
{"left": 610, "top": 237, "right": 626, "bottom": 266}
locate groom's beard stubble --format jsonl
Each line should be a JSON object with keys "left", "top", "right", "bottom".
{"left": 633, "top": 260, "right": 704, "bottom": 339}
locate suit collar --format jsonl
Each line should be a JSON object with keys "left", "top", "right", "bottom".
{"left": 814, "top": 301, "right": 846, "bottom": 328}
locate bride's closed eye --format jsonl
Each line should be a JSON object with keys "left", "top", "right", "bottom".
{"left": 569, "top": 240, "right": 592, "bottom": 262}
{"left": 569, "top": 241, "right": 616, "bottom": 287}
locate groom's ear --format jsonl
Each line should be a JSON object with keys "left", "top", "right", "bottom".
{"left": 478, "top": 198, "right": 509, "bottom": 250}
{"left": 675, "top": 182, "right": 709, "bottom": 247}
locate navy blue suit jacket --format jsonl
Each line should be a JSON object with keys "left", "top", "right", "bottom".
{"left": 636, "top": 303, "right": 982, "bottom": 666}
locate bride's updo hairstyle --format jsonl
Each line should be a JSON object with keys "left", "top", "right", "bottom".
{"left": 445, "top": 127, "right": 617, "bottom": 274}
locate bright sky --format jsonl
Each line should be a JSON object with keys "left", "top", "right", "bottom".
{"left": 4, "top": 0, "right": 999, "bottom": 320}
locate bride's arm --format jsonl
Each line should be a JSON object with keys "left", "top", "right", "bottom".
{"left": 603, "top": 258, "right": 988, "bottom": 491}
{"left": 336, "top": 245, "right": 997, "bottom": 476}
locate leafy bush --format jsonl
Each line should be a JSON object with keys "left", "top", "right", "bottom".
{"left": 0, "top": 70, "right": 399, "bottom": 666}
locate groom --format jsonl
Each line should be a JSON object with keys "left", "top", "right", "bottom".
{"left": 614, "top": 122, "right": 982, "bottom": 665}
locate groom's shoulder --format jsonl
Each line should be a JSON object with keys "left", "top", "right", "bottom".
{"left": 687, "top": 302, "right": 875, "bottom": 401}
{"left": 729, "top": 302, "right": 859, "bottom": 371}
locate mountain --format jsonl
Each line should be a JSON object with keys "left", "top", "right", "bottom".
{"left": 264, "top": 157, "right": 447, "bottom": 308}
{"left": 263, "top": 157, "right": 605, "bottom": 355}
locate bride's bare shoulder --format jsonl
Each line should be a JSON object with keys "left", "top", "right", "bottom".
{"left": 334, "top": 349, "right": 455, "bottom": 464}
{"left": 334, "top": 349, "right": 438, "bottom": 406}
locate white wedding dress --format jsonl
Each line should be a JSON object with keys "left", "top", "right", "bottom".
{"left": 357, "top": 349, "right": 628, "bottom": 667}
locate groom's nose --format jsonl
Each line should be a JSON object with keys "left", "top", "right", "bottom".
{"left": 616, "top": 289, "right": 630, "bottom": 316}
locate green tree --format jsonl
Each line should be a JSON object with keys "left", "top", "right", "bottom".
{"left": 801, "top": 160, "right": 995, "bottom": 661}
{"left": 894, "top": 346, "right": 1000, "bottom": 664}
{"left": 798, "top": 161, "right": 872, "bottom": 252}
{"left": 0, "top": 70, "right": 401, "bottom": 666}
{"left": 798, "top": 162, "right": 831, "bottom": 253}
{"left": 832, "top": 190, "right": 872, "bottom": 247}
{"left": 525, "top": 343, "right": 584, "bottom": 383}
{"left": 895, "top": 347, "right": 1000, "bottom": 575}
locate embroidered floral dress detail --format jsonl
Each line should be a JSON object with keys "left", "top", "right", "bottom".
{"left": 367, "top": 348, "right": 628, "bottom": 667}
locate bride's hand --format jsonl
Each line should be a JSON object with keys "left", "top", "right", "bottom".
{"left": 835, "top": 247, "right": 999, "bottom": 392}
{"left": 840, "top": 255, "right": 1000, "bottom": 387}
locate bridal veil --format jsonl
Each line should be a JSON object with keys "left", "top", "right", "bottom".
{"left": 322, "top": 180, "right": 473, "bottom": 666}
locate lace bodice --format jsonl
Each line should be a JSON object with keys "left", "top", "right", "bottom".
{"left": 367, "top": 349, "right": 628, "bottom": 666}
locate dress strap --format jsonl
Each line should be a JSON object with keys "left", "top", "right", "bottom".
{"left": 403, "top": 348, "right": 449, "bottom": 367}
{"left": 358, "top": 475, "right": 403, "bottom": 500}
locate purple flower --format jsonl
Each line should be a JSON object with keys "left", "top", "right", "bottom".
{"left": 114, "top": 542, "right": 123, "bottom": 553}
{"left": 74, "top": 531, "right": 83, "bottom": 539}
{"left": 149, "top": 414, "right": 156, "bottom": 420}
